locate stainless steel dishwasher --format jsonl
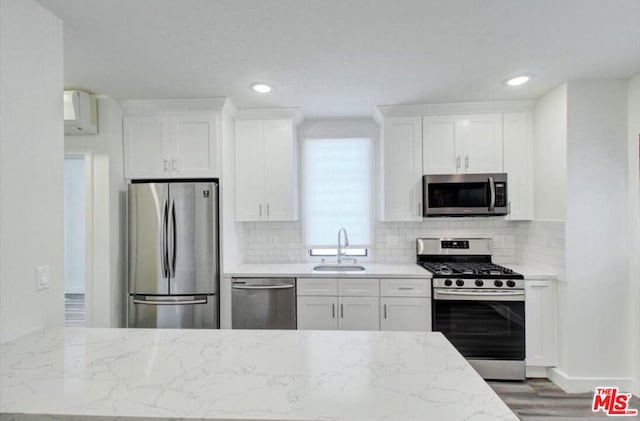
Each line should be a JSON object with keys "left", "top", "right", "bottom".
{"left": 231, "top": 278, "right": 296, "bottom": 329}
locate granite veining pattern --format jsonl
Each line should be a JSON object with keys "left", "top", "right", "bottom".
{"left": 1, "top": 328, "right": 518, "bottom": 421}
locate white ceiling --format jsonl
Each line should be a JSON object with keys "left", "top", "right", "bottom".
{"left": 37, "top": 0, "right": 640, "bottom": 117}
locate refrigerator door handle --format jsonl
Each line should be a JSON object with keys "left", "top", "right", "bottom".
{"left": 133, "top": 298, "right": 208, "bottom": 306}
{"left": 161, "top": 198, "right": 169, "bottom": 278}
{"left": 168, "top": 199, "right": 177, "bottom": 278}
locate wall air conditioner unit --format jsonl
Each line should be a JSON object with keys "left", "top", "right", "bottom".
{"left": 64, "top": 90, "right": 98, "bottom": 135}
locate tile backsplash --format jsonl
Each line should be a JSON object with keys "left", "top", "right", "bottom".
{"left": 242, "top": 218, "right": 566, "bottom": 275}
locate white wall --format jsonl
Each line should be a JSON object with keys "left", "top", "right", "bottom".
{"left": 533, "top": 84, "right": 567, "bottom": 221}
{"left": 65, "top": 96, "right": 126, "bottom": 328}
{"left": 560, "top": 80, "right": 630, "bottom": 387}
{"left": 0, "top": 0, "right": 64, "bottom": 343}
{"left": 627, "top": 73, "right": 640, "bottom": 396}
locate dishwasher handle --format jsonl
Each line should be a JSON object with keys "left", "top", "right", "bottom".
{"left": 232, "top": 284, "right": 294, "bottom": 290}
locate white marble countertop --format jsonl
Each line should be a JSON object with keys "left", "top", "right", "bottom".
{"left": 225, "top": 262, "right": 557, "bottom": 281}
{"left": 224, "top": 262, "right": 433, "bottom": 279}
{"left": 1, "top": 328, "right": 517, "bottom": 421}
{"left": 508, "top": 264, "right": 558, "bottom": 280}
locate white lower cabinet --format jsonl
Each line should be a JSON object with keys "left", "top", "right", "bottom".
{"left": 297, "top": 296, "right": 338, "bottom": 330}
{"left": 338, "top": 296, "right": 380, "bottom": 331}
{"left": 380, "top": 297, "right": 431, "bottom": 332}
{"left": 525, "top": 279, "right": 557, "bottom": 376}
{"left": 297, "top": 278, "right": 431, "bottom": 332}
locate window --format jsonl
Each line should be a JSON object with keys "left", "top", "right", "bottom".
{"left": 302, "top": 137, "right": 373, "bottom": 256}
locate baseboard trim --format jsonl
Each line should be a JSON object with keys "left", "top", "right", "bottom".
{"left": 548, "top": 367, "right": 637, "bottom": 395}
{"left": 526, "top": 366, "right": 549, "bottom": 378}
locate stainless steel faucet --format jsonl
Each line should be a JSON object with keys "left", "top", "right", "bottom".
{"left": 337, "top": 227, "right": 349, "bottom": 264}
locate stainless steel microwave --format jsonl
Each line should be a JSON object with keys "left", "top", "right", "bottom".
{"left": 423, "top": 173, "right": 508, "bottom": 217}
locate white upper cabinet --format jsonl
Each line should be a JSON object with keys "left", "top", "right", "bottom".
{"left": 460, "top": 114, "right": 503, "bottom": 173}
{"left": 122, "top": 99, "right": 230, "bottom": 179}
{"left": 423, "top": 116, "right": 458, "bottom": 174}
{"left": 170, "top": 113, "right": 218, "bottom": 178}
{"left": 503, "top": 112, "right": 534, "bottom": 220}
{"left": 235, "top": 118, "right": 298, "bottom": 222}
{"left": 235, "top": 120, "right": 265, "bottom": 221}
{"left": 422, "top": 113, "right": 503, "bottom": 174}
{"left": 263, "top": 120, "right": 297, "bottom": 221}
{"left": 380, "top": 116, "right": 423, "bottom": 221}
{"left": 123, "top": 115, "right": 170, "bottom": 179}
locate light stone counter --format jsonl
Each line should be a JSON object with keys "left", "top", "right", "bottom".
{"left": 508, "top": 264, "right": 558, "bottom": 280}
{"left": 1, "top": 328, "right": 517, "bottom": 421}
{"left": 224, "top": 263, "right": 433, "bottom": 279}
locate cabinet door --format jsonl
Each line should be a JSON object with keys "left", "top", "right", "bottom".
{"left": 264, "top": 120, "right": 297, "bottom": 221}
{"left": 525, "top": 280, "right": 557, "bottom": 367}
{"left": 380, "top": 297, "right": 431, "bottom": 332}
{"left": 123, "top": 115, "right": 170, "bottom": 179}
{"left": 382, "top": 117, "right": 423, "bottom": 221}
{"left": 338, "top": 296, "right": 379, "bottom": 331}
{"left": 297, "top": 296, "right": 338, "bottom": 330}
{"left": 423, "top": 115, "right": 460, "bottom": 174}
{"left": 235, "top": 120, "right": 265, "bottom": 221}
{"left": 170, "top": 113, "right": 218, "bottom": 178}
{"left": 503, "top": 112, "right": 533, "bottom": 220}
{"left": 459, "top": 114, "right": 503, "bottom": 173}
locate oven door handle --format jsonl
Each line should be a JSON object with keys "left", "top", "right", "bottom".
{"left": 434, "top": 289, "right": 524, "bottom": 301}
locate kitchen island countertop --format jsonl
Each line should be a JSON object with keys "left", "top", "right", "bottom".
{"left": 1, "top": 327, "right": 517, "bottom": 421}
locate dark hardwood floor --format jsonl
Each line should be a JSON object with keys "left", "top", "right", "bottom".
{"left": 489, "top": 379, "right": 640, "bottom": 420}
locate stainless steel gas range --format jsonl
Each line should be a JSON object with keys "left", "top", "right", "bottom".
{"left": 417, "top": 238, "right": 525, "bottom": 380}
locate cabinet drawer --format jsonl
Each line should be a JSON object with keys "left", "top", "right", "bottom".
{"left": 338, "top": 278, "right": 379, "bottom": 297}
{"left": 380, "top": 278, "right": 430, "bottom": 297}
{"left": 297, "top": 278, "right": 338, "bottom": 296}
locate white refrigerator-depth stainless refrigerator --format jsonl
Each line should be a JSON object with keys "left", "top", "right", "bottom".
{"left": 127, "top": 180, "right": 219, "bottom": 329}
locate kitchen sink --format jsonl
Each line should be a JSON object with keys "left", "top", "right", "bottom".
{"left": 313, "top": 264, "right": 366, "bottom": 272}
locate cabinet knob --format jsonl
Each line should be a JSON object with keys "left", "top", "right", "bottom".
{"left": 456, "top": 155, "right": 461, "bottom": 170}
{"left": 464, "top": 155, "right": 469, "bottom": 169}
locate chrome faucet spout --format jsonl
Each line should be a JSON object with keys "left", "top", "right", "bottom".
{"left": 337, "top": 227, "right": 349, "bottom": 264}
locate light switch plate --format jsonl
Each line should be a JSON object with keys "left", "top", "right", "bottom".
{"left": 36, "top": 265, "right": 50, "bottom": 291}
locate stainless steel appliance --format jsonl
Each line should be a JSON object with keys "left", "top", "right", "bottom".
{"left": 127, "top": 181, "right": 219, "bottom": 329}
{"left": 232, "top": 278, "right": 296, "bottom": 329}
{"left": 417, "top": 238, "right": 525, "bottom": 380}
{"left": 423, "top": 173, "right": 508, "bottom": 216}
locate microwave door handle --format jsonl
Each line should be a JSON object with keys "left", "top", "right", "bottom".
{"left": 488, "top": 176, "right": 496, "bottom": 211}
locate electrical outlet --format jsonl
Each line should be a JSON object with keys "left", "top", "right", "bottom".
{"left": 36, "top": 265, "right": 50, "bottom": 291}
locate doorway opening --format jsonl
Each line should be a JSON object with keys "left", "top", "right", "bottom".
{"left": 64, "top": 155, "right": 86, "bottom": 326}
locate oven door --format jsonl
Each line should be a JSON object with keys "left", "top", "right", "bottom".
{"left": 423, "top": 173, "right": 508, "bottom": 216}
{"left": 432, "top": 289, "right": 525, "bottom": 361}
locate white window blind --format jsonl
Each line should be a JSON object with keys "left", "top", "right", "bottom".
{"left": 302, "top": 137, "right": 373, "bottom": 247}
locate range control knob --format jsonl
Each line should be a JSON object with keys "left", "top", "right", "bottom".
{"left": 444, "top": 279, "right": 453, "bottom": 286}
{"left": 474, "top": 279, "right": 484, "bottom": 287}
{"left": 455, "top": 279, "right": 464, "bottom": 287}
{"left": 494, "top": 280, "right": 504, "bottom": 287}
{"left": 506, "top": 280, "right": 516, "bottom": 288}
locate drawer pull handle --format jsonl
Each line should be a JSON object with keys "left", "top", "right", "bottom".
{"left": 398, "top": 287, "right": 414, "bottom": 290}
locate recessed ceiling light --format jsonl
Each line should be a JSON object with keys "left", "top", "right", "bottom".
{"left": 505, "top": 75, "right": 530, "bottom": 86}
{"left": 251, "top": 83, "right": 272, "bottom": 93}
